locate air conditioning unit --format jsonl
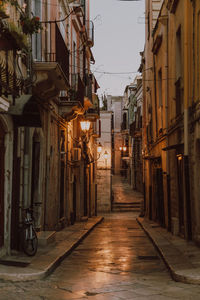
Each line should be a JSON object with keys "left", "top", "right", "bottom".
{"left": 72, "top": 148, "right": 81, "bottom": 161}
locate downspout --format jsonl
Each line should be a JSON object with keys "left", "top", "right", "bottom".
{"left": 184, "top": 0, "right": 192, "bottom": 240}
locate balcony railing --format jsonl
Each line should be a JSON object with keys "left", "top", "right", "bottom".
{"left": 85, "top": 74, "right": 92, "bottom": 101}
{"left": 34, "top": 22, "right": 69, "bottom": 83}
{"left": 70, "top": 73, "right": 85, "bottom": 105}
{"left": 85, "top": 20, "right": 94, "bottom": 47}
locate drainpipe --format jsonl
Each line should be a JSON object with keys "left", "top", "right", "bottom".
{"left": 183, "top": 0, "right": 192, "bottom": 240}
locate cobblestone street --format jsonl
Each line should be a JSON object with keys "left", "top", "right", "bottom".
{"left": 1, "top": 212, "right": 200, "bottom": 299}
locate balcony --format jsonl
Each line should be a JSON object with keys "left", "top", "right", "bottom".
{"left": 0, "top": 20, "right": 28, "bottom": 100}
{"left": 33, "top": 22, "right": 70, "bottom": 100}
{"left": 59, "top": 73, "right": 85, "bottom": 120}
{"left": 70, "top": 73, "right": 85, "bottom": 106}
{"left": 84, "top": 74, "right": 99, "bottom": 120}
{"left": 85, "top": 20, "right": 94, "bottom": 48}
{"left": 85, "top": 94, "right": 100, "bottom": 121}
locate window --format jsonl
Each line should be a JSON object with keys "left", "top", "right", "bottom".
{"left": 32, "top": 0, "right": 42, "bottom": 61}
{"left": 175, "top": 26, "right": 183, "bottom": 116}
{"left": 175, "top": 77, "right": 183, "bottom": 116}
{"left": 176, "top": 26, "right": 182, "bottom": 80}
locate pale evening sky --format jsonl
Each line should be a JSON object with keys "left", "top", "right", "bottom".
{"left": 90, "top": 0, "right": 145, "bottom": 98}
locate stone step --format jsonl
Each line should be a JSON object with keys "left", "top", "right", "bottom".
{"left": 112, "top": 208, "right": 141, "bottom": 212}
{"left": 37, "top": 231, "right": 56, "bottom": 247}
{"left": 112, "top": 204, "right": 141, "bottom": 208}
{"left": 113, "top": 202, "right": 141, "bottom": 205}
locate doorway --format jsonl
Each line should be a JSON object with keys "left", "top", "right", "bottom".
{"left": 0, "top": 120, "right": 5, "bottom": 247}
{"left": 177, "top": 155, "right": 185, "bottom": 237}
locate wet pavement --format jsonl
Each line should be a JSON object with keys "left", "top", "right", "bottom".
{"left": 1, "top": 212, "right": 200, "bottom": 299}
{"left": 2, "top": 176, "right": 200, "bottom": 299}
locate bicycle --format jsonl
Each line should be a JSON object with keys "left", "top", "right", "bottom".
{"left": 22, "top": 208, "right": 38, "bottom": 256}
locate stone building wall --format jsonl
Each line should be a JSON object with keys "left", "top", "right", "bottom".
{"left": 96, "top": 169, "right": 111, "bottom": 213}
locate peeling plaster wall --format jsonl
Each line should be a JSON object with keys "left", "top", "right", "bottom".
{"left": 0, "top": 115, "right": 13, "bottom": 255}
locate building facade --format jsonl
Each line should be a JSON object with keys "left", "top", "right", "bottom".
{"left": 143, "top": 0, "right": 200, "bottom": 242}
{"left": 0, "top": 0, "right": 99, "bottom": 256}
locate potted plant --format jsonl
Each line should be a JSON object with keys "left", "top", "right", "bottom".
{"left": 0, "top": 2, "right": 9, "bottom": 18}
{"left": 9, "top": 21, "right": 29, "bottom": 50}
{"left": 20, "top": 15, "right": 42, "bottom": 35}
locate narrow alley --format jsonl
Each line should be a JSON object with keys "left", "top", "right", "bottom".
{"left": 1, "top": 177, "right": 200, "bottom": 300}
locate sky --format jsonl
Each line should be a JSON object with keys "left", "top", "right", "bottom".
{"left": 90, "top": 0, "right": 145, "bottom": 98}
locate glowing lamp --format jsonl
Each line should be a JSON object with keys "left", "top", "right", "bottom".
{"left": 97, "top": 142, "right": 102, "bottom": 153}
{"left": 104, "top": 151, "right": 108, "bottom": 159}
{"left": 123, "top": 146, "right": 127, "bottom": 151}
{"left": 80, "top": 120, "right": 90, "bottom": 131}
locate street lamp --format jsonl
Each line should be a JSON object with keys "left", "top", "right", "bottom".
{"left": 104, "top": 150, "right": 108, "bottom": 169}
{"left": 80, "top": 119, "right": 91, "bottom": 217}
{"left": 80, "top": 120, "right": 91, "bottom": 132}
{"left": 97, "top": 142, "right": 102, "bottom": 154}
{"left": 104, "top": 150, "right": 108, "bottom": 159}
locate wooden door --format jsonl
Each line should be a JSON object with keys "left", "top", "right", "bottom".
{"left": 177, "top": 157, "right": 184, "bottom": 237}
{"left": 0, "top": 121, "right": 5, "bottom": 247}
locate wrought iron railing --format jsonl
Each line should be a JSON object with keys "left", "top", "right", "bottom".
{"left": 33, "top": 22, "right": 69, "bottom": 82}
{"left": 70, "top": 73, "right": 85, "bottom": 105}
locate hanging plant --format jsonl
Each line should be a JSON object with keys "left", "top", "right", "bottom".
{"left": 0, "top": 0, "right": 9, "bottom": 18}
{"left": 0, "top": 20, "right": 29, "bottom": 51}
{"left": 0, "top": 6, "right": 8, "bottom": 19}
{"left": 20, "top": 15, "right": 43, "bottom": 35}
{"left": 9, "top": 21, "right": 29, "bottom": 50}
{"left": 4, "top": 0, "right": 20, "bottom": 10}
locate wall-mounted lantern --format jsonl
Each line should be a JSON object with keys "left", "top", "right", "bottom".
{"left": 97, "top": 142, "right": 102, "bottom": 154}
{"left": 104, "top": 150, "right": 108, "bottom": 159}
{"left": 80, "top": 120, "right": 91, "bottom": 132}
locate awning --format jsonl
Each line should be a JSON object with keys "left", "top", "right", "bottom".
{"left": 8, "top": 95, "right": 42, "bottom": 127}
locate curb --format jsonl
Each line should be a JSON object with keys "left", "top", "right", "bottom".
{"left": 0, "top": 216, "right": 104, "bottom": 282}
{"left": 44, "top": 216, "right": 104, "bottom": 279}
{"left": 137, "top": 217, "right": 200, "bottom": 285}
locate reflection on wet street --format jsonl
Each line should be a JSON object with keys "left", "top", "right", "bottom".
{"left": 2, "top": 212, "right": 200, "bottom": 299}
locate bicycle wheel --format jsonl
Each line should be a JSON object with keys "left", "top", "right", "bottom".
{"left": 23, "top": 226, "right": 38, "bottom": 256}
